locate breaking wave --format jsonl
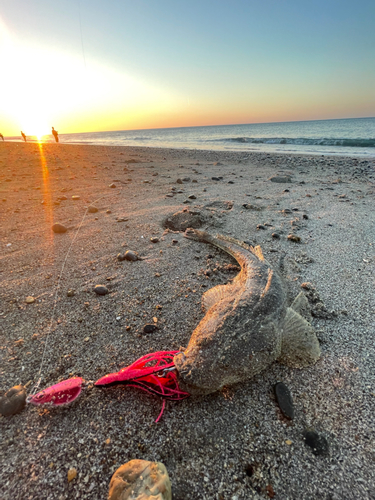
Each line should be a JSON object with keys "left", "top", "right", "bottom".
{"left": 217, "top": 137, "right": 375, "bottom": 148}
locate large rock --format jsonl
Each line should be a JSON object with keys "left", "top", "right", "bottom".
{"left": 108, "top": 459, "right": 171, "bottom": 500}
{"left": 0, "top": 385, "right": 26, "bottom": 416}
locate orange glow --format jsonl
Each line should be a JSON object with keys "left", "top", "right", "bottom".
{"left": 37, "top": 142, "right": 54, "bottom": 230}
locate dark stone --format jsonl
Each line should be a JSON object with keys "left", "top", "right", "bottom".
{"left": 303, "top": 214, "right": 309, "bottom": 220}
{"left": 67, "top": 289, "right": 75, "bottom": 297}
{"left": 269, "top": 176, "right": 292, "bottom": 183}
{"left": 228, "top": 180, "right": 234, "bottom": 184}
{"left": 52, "top": 223, "right": 67, "bottom": 234}
{"left": 274, "top": 382, "right": 294, "bottom": 419}
{"left": 272, "top": 233, "right": 280, "bottom": 239}
{"left": 256, "top": 224, "right": 266, "bottom": 230}
{"left": 150, "top": 237, "right": 159, "bottom": 243}
{"left": 0, "top": 385, "right": 26, "bottom": 416}
{"left": 163, "top": 209, "right": 203, "bottom": 231}
{"left": 124, "top": 250, "right": 138, "bottom": 261}
{"left": 143, "top": 324, "right": 158, "bottom": 334}
{"left": 94, "top": 285, "right": 109, "bottom": 296}
{"left": 188, "top": 195, "right": 196, "bottom": 200}
{"left": 176, "top": 178, "right": 183, "bottom": 184}
{"left": 283, "top": 189, "right": 290, "bottom": 192}
{"left": 288, "top": 234, "right": 301, "bottom": 243}
{"left": 117, "top": 253, "right": 126, "bottom": 261}
{"left": 211, "top": 177, "right": 220, "bottom": 181}
{"left": 303, "top": 430, "right": 329, "bottom": 455}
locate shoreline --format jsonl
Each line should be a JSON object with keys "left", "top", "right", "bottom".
{"left": 1, "top": 142, "right": 374, "bottom": 499}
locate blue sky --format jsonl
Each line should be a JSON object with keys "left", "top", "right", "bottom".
{"left": 0, "top": 0, "right": 374, "bottom": 135}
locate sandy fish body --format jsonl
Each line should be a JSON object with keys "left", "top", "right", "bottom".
{"left": 174, "top": 229, "right": 320, "bottom": 395}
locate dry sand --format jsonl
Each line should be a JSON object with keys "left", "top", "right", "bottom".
{"left": 0, "top": 142, "right": 374, "bottom": 500}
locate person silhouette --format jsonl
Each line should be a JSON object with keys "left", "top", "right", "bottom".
{"left": 0, "top": 133, "right": 4, "bottom": 141}
{"left": 21, "top": 131, "right": 26, "bottom": 142}
{"left": 52, "top": 127, "right": 59, "bottom": 143}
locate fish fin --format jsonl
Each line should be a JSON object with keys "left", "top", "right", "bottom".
{"left": 291, "top": 291, "right": 312, "bottom": 322}
{"left": 202, "top": 284, "right": 233, "bottom": 311}
{"left": 279, "top": 307, "right": 320, "bottom": 368}
{"left": 252, "top": 245, "right": 265, "bottom": 261}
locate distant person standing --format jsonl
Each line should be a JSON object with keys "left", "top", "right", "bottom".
{"left": 21, "top": 131, "right": 26, "bottom": 142}
{"left": 52, "top": 127, "right": 59, "bottom": 142}
{"left": 0, "top": 133, "right": 4, "bottom": 141}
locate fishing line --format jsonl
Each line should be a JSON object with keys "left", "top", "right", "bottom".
{"left": 28, "top": 191, "right": 118, "bottom": 400}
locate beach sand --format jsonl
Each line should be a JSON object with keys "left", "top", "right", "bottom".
{"left": 0, "top": 142, "right": 374, "bottom": 499}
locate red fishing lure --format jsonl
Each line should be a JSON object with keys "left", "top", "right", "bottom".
{"left": 95, "top": 350, "right": 190, "bottom": 422}
{"left": 28, "top": 377, "right": 85, "bottom": 407}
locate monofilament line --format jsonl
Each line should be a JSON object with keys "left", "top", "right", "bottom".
{"left": 28, "top": 193, "right": 115, "bottom": 399}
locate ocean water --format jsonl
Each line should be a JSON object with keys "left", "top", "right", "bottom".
{"left": 9, "top": 117, "right": 375, "bottom": 157}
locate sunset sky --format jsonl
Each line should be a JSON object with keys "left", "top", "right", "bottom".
{"left": 0, "top": 0, "right": 374, "bottom": 137}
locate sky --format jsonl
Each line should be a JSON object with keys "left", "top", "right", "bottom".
{"left": 0, "top": 0, "right": 374, "bottom": 136}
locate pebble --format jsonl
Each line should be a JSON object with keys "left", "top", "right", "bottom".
{"left": 243, "top": 204, "right": 262, "bottom": 211}
{"left": 0, "top": 385, "right": 26, "bottom": 417}
{"left": 212, "top": 176, "right": 221, "bottom": 181}
{"left": 106, "top": 209, "right": 112, "bottom": 214}
{"left": 109, "top": 183, "right": 116, "bottom": 188}
{"left": 143, "top": 324, "right": 158, "bottom": 334}
{"left": 25, "top": 296, "right": 35, "bottom": 304}
{"left": 303, "top": 430, "right": 329, "bottom": 456}
{"left": 281, "top": 208, "right": 292, "bottom": 214}
{"left": 272, "top": 232, "right": 280, "bottom": 239}
{"left": 303, "top": 214, "right": 309, "bottom": 220}
{"left": 88, "top": 206, "right": 98, "bottom": 213}
{"left": 269, "top": 175, "right": 292, "bottom": 183}
{"left": 94, "top": 285, "right": 109, "bottom": 296}
{"left": 67, "top": 468, "right": 77, "bottom": 482}
{"left": 176, "top": 178, "right": 183, "bottom": 184}
{"left": 188, "top": 194, "right": 196, "bottom": 199}
{"left": 67, "top": 290, "right": 75, "bottom": 297}
{"left": 150, "top": 237, "right": 159, "bottom": 243}
{"left": 182, "top": 177, "right": 190, "bottom": 182}
{"left": 274, "top": 382, "right": 294, "bottom": 419}
{"left": 288, "top": 234, "right": 301, "bottom": 243}
{"left": 108, "top": 460, "right": 171, "bottom": 500}
{"left": 72, "top": 195, "right": 80, "bottom": 200}
{"left": 117, "top": 253, "right": 126, "bottom": 261}
{"left": 52, "top": 223, "right": 67, "bottom": 234}
{"left": 124, "top": 250, "right": 138, "bottom": 261}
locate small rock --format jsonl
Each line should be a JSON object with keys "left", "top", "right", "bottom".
{"left": 124, "top": 250, "right": 138, "bottom": 261}
{"left": 303, "top": 214, "right": 309, "bottom": 220}
{"left": 212, "top": 176, "right": 221, "bottom": 181}
{"left": 150, "top": 237, "right": 159, "bottom": 243}
{"left": 274, "top": 382, "right": 294, "bottom": 419}
{"left": 94, "top": 285, "right": 109, "bottom": 296}
{"left": 109, "top": 183, "right": 116, "bottom": 188}
{"left": 106, "top": 209, "right": 112, "bottom": 214}
{"left": 281, "top": 208, "right": 292, "bottom": 214}
{"left": 25, "top": 296, "right": 35, "bottom": 304}
{"left": 269, "top": 176, "right": 292, "bottom": 183}
{"left": 143, "top": 324, "right": 158, "bottom": 334}
{"left": 303, "top": 430, "right": 329, "bottom": 456}
{"left": 188, "top": 195, "right": 196, "bottom": 199}
{"left": 182, "top": 177, "right": 190, "bottom": 182}
{"left": 272, "top": 233, "right": 280, "bottom": 239}
{"left": 288, "top": 234, "right": 301, "bottom": 243}
{"left": 0, "top": 385, "right": 26, "bottom": 416}
{"left": 72, "top": 195, "right": 80, "bottom": 200}
{"left": 243, "top": 204, "right": 262, "bottom": 211}
{"left": 257, "top": 224, "right": 266, "bottom": 230}
{"left": 176, "top": 178, "right": 183, "bottom": 184}
{"left": 108, "top": 460, "right": 171, "bottom": 500}
{"left": 88, "top": 206, "right": 98, "bottom": 213}
{"left": 117, "top": 253, "right": 126, "bottom": 261}
{"left": 228, "top": 180, "right": 234, "bottom": 184}
{"left": 172, "top": 239, "right": 178, "bottom": 244}
{"left": 67, "top": 290, "right": 75, "bottom": 297}
{"left": 67, "top": 468, "right": 77, "bottom": 482}
{"left": 52, "top": 223, "right": 67, "bottom": 234}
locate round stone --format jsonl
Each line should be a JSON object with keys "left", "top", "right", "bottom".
{"left": 25, "top": 296, "right": 35, "bottom": 304}
{"left": 288, "top": 234, "right": 301, "bottom": 243}
{"left": 124, "top": 250, "right": 138, "bottom": 261}
{"left": 94, "top": 285, "right": 109, "bottom": 296}
{"left": 67, "top": 290, "right": 75, "bottom": 297}
{"left": 150, "top": 237, "right": 159, "bottom": 243}
{"left": 0, "top": 385, "right": 26, "bottom": 417}
{"left": 303, "top": 430, "right": 329, "bottom": 456}
{"left": 88, "top": 206, "right": 98, "bottom": 213}
{"left": 143, "top": 324, "right": 158, "bottom": 334}
{"left": 52, "top": 223, "right": 67, "bottom": 234}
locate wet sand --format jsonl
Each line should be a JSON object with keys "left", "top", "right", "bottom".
{"left": 0, "top": 142, "right": 374, "bottom": 499}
